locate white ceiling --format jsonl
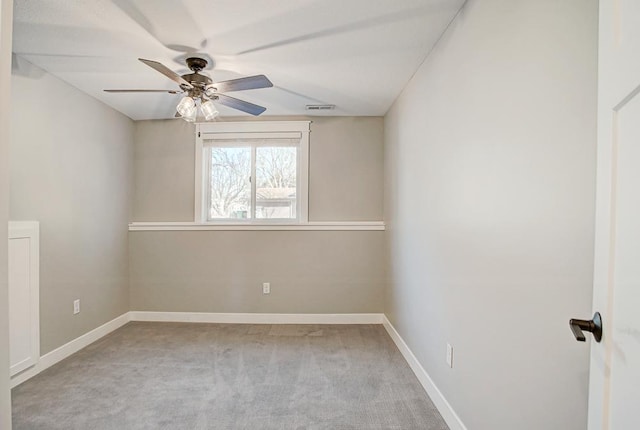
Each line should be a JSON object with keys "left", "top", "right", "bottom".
{"left": 12, "top": 0, "right": 464, "bottom": 120}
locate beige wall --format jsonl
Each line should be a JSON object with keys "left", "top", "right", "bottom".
{"left": 133, "top": 120, "right": 195, "bottom": 221}
{"left": 0, "top": 0, "right": 13, "bottom": 427}
{"left": 133, "top": 116, "right": 384, "bottom": 222}
{"left": 308, "top": 117, "right": 383, "bottom": 221}
{"left": 10, "top": 59, "right": 134, "bottom": 354}
{"left": 384, "top": 0, "right": 597, "bottom": 429}
{"left": 131, "top": 116, "right": 384, "bottom": 313}
{"left": 130, "top": 231, "right": 384, "bottom": 313}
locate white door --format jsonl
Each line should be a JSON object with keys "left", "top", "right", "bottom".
{"left": 587, "top": 1, "right": 640, "bottom": 428}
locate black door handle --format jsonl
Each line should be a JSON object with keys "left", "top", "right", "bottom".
{"left": 569, "top": 312, "right": 602, "bottom": 343}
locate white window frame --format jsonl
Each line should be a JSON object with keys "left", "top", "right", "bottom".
{"left": 195, "top": 121, "right": 310, "bottom": 224}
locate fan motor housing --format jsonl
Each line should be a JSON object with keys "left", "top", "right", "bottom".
{"left": 181, "top": 58, "right": 213, "bottom": 93}
{"left": 180, "top": 72, "right": 212, "bottom": 88}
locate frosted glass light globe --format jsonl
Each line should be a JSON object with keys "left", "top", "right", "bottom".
{"left": 176, "top": 96, "right": 196, "bottom": 117}
{"left": 201, "top": 99, "right": 219, "bottom": 121}
{"left": 182, "top": 106, "right": 197, "bottom": 122}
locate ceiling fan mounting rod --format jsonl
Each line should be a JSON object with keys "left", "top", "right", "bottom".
{"left": 186, "top": 57, "right": 208, "bottom": 73}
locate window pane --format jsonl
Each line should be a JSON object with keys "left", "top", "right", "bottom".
{"left": 208, "top": 147, "right": 251, "bottom": 220}
{"left": 256, "top": 146, "right": 297, "bottom": 219}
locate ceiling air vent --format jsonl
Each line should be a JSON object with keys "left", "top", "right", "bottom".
{"left": 306, "top": 104, "right": 335, "bottom": 111}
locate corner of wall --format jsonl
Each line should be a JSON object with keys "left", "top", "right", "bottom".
{"left": 1, "top": 0, "right": 14, "bottom": 427}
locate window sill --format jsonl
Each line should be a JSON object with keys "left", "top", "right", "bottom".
{"left": 128, "top": 221, "right": 385, "bottom": 231}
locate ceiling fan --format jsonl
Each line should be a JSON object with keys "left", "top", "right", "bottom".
{"left": 104, "top": 57, "right": 273, "bottom": 121}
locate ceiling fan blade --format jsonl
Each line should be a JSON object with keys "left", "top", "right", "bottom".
{"left": 214, "top": 94, "right": 266, "bottom": 116}
{"left": 138, "top": 58, "right": 193, "bottom": 89}
{"left": 104, "top": 89, "right": 181, "bottom": 94}
{"left": 212, "top": 75, "right": 273, "bottom": 93}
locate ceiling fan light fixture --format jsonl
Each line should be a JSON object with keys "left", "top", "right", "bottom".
{"left": 201, "top": 99, "right": 219, "bottom": 121}
{"left": 176, "top": 96, "right": 196, "bottom": 117}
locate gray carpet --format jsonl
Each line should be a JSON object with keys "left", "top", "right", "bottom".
{"left": 12, "top": 322, "right": 449, "bottom": 430}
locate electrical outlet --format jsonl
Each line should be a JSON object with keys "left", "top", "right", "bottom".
{"left": 446, "top": 343, "right": 453, "bottom": 368}
{"left": 73, "top": 299, "right": 80, "bottom": 315}
{"left": 262, "top": 282, "right": 270, "bottom": 294}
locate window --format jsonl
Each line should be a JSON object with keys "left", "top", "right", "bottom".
{"left": 195, "top": 121, "right": 310, "bottom": 223}
{"left": 206, "top": 142, "right": 297, "bottom": 220}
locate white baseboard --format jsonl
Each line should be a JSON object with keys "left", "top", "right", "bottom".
{"left": 382, "top": 316, "right": 467, "bottom": 430}
{"left": 10, "top": 312, "right": 131, "bottom": 388}
{"left": 130, "top": 311, "right": 384, "bottom": 324}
